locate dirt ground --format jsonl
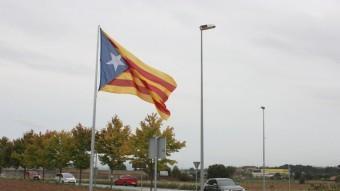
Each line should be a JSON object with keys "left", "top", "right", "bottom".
{"left": 1, "top": 178, "right": 338, "bottom": 191}
{"left": 0, "top": 179, "right": 110, "bottom": 191}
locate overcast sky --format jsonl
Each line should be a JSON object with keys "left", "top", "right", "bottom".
{"left": 1, "top": 0, "right": 340, "bottom": 168}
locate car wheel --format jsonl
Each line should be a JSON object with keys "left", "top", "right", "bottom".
{"left": 124, "top": 183, "right": 128, "bottom": 186}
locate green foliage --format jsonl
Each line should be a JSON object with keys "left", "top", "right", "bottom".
{"left": 70, "top": 123, "right": 91, "bottom": 183}
{"left": 130, "top": 113, "right": 186, "bottom": 176}
{"left": 172, "top": 166, "right": 181, "bottom": 179}
{"left": 10, "top": 130, "right": 36, "bottom": 170}
{"left": 207, "top": 164, "right": 236, "bottom": 178}
{"left": 45, "top": 131, "right": 73, "bottom": 172}
{"left": 1, "top": 113, "right": 186, "bottom": 182}
{"left": 0, "top": 137, "right": 13, "bottom": 172}
{"left": 70, "top": 124, "right": 91, "bottom": 169}
{"left": 281, "top": 164, "right": 340, "bottom": 180}
{"left": 170, "top": 166, "right": 192, "bottom": 181}
{"left": 95, "top": 115, "right": 131, "bottom": 171}
{"left": 299, "top": 175, "right": 306, "bottom": 184}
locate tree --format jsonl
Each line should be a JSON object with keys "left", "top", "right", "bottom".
{"left": 96, "top": 115, "right": 132, "bottom": 188}
{"left": 225, "top": 166, "right": 236, "bottom": 178}
{"left": 207, "top": 164, "right": 235, "bottom": 178}
{"left": 130, "top": 113, "right": 186, "bottom": 190}
{"left": 11, "top": 130, "right": 36, "bottom": 179}
{"left": 34, "top": 131, "right": 54, "bottom": 181}
{"left": 172, "top": 165, "right": 181, "bottom": 179}
{"left": 45, "top": 131, "right": 72, "bottom": 173}
{"left": 0, "top": 137, "right": 13, "bottom": 174}
{"left": 70, "top": 123, "right": 91, "bottom": 184}
{"left": 22, "top": 132, "right": 44, "bottom": 170}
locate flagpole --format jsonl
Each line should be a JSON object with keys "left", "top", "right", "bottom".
{"left": 89, "top": 25, "right": 101, "bottom": 191}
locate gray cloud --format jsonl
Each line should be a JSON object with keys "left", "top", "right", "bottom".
{"left": 1, "top": 0, "right": 340, "bottom": 168}
{"left": 0, "top": 41, "right": 88, "bottom": 75}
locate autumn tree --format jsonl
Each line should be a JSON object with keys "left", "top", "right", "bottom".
{"left": 45, "top": 131, "right": 72, "bottom": 173}
{"left": 70, "top": 123, "right": 91, "bottom": 184}
{"left": 96, "top": 115, "right": 132, "bottom": 187}
{"left": 0, "top": 137, "right": 13, "bottom": 174}
{"left": 22, "top": 132, "right": 46, "bottom": 171}
{"left": 33, "top": 131, "right": 55, "bottom": 181}
{"left": 130, "top": 113, "right": 186, "bottom": 189}
{"left": 11, "top": 130, "right": 36, "bottom": 179}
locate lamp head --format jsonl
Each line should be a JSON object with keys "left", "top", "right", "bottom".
{"left": 261, "top": 106, "right": 266, "bottom": 110}
{"left": 200, "top": 24, "right": 216, "bottom": 30}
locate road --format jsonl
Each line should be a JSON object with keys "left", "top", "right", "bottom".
{"left": 86, "top": 184, "right": 189, "bottom": 191}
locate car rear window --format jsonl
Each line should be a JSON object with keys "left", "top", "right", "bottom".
{"left": 218, "top": 179, "right": 236, "bottom": 186}
{"left": 63, "top": 173, "right": 74, "bottom": 178}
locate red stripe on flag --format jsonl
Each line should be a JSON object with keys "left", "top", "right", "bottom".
{"left": 109, "top": 79, "right": 150, "bottom": 95}
{"left": 138, "top": 78, "right": 169, "bottom": 102}
{"left": 111, "top": 78, "right": 169, "bottom": 102}
{"left": 104, "top": 32, "right": 175, "bottom": 92}
{"left": 154, "top": 101, "right": 170, "bottom": 116}
{"left": 124, "top": 58, "right": 176, "bottom": 92}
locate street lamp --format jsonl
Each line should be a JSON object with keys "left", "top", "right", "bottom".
{"left": 199, "top": 24, "right": 215, "bottom": 191}
{"left": 260, "top": 106, "right": 266, "bottom": 191}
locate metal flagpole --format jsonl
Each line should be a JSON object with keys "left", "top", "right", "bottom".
{"left": 261, "top": 106, "right": 266, "bottom": 191}
{"left": 154, "top": 137, "right": 158, "bottom": 191}
{"left": 89, "top": 25, "right": 101, "bottom": 191}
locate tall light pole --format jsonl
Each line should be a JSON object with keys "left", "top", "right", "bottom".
{"left": 199, "top": 24, "right": 215, "bottom": 191}
{"left": 260, "top": 106, "right": 266, "bottom": 191}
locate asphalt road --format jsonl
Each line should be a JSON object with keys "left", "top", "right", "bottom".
{"left": 86, "top": 184, "right": 188, "bottom": 191}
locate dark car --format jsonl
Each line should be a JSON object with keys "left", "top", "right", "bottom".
{"left": 25, "top": 171, "right": 41, "bottom": 180}
{"left": 204, "top": 178, "right": 245, "bottom": 191}
{"left": 114, "top": 175, "right": 138, "bottom": 186}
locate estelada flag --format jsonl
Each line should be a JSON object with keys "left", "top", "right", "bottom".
{"left": 99, "top": 29, "right": 177, "bottom": 120}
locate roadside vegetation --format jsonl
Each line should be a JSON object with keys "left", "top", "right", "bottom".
{"left": 0, "top": 113, "right": 185, "bottom": 186}
{"left": 2, "top": 113, "right": 340, "bottom": 191}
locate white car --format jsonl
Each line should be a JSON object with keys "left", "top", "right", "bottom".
{"left": 55, "top": 173, "right": 77, "bottom": 184}
{"left": 204, "top": 178, "right": 246, "bottom": 191}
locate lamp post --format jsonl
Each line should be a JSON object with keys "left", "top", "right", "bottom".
{"left": 260, "top": 106, "right": 266, "bottom": 191}
{"left": 199, "top": 24, "right": 215, "bottom": 191}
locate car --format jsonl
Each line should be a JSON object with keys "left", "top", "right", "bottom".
{"left": 114, "top": 175, "right": 138, "bottom": 186}
{"left": 203, "top": 178, "right": 246, "bottom": 191}
{"left": 25, "top": 171, "right": 41, "bottom": 180}
{"left": 55, "top": 172, "right": 77, "bottom": 184}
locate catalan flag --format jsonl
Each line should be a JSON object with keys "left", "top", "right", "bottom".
{"left": 99, "top": 29, "right": 177, "bottom": 119}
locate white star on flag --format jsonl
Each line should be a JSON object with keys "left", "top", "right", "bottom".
{"left": 105, "top": 53, "right": 125, "bottom": 71}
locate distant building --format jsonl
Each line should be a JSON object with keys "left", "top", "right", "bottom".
{"left": 251, "top": 168, "right": 289, "bottom": 178}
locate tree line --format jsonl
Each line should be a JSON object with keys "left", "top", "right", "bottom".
{"left": 0, "top": 113, "right": 186, "bottom": 184}
{"left": 279, "top": 164, "right": 340, "bottom": 182}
